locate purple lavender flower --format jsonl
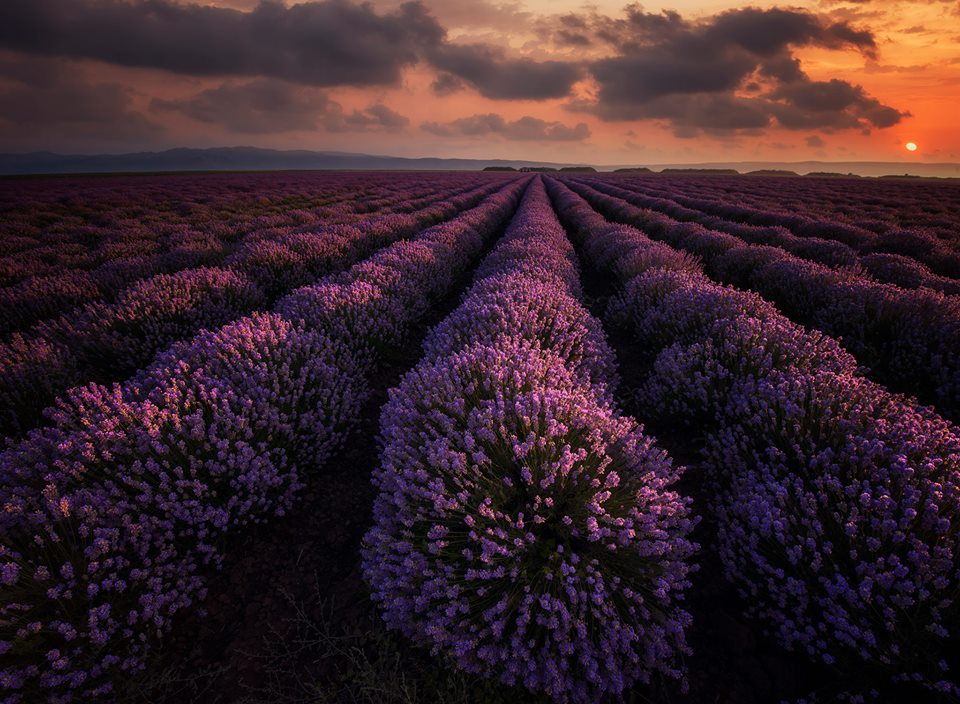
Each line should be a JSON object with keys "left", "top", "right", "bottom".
{"left": 365, "top": 179, "right": 696, "bottom": 703}
{"left": 707, "top": 369, "right": 960, "bottom": 690}
{"left": 0, "top": 176, "right": 528, "bottom": 702}
{"left": 363, "top": 340, "right": 696, "bottom": 704}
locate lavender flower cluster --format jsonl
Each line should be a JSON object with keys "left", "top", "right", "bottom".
{"left": 277, "top": 180, "right": 526, "bottom": 366}
{"left": 363, "top": 179, "right": 697, "bottom": 704}
{"left": 564, "top": 178, "right": 960, "bottom": 421}
{"left": 586, "top": 174, "right": 960, "bottom": 279}
{"left": 0, "top": 179, "right": 505, "bottom": 438}
{"left": 225, "top": 180, "right": 499, "bottom": 298}
{"left": 547, "top": 176, "right": 960, "bottom": 693}
{"left": 583, "top": 178, "right": 864, "bottom": 271}
{"left": 581, "top": 175, "right": 960, "bottom": 293}
{"left": 0, "top": 172, "right": 493, "bottom": 268}
{"left": 0, "top": 313, "right": 364, "bottom": 700}
{"left": 0, "top": 178, "right": 527, "bottom": 701}
{"left": 0, "top": 172, "right": 482, "bottom": 335}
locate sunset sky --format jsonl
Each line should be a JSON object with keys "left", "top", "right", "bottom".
{"left": 0, "top": 0, "right": 957, "bottom": 163}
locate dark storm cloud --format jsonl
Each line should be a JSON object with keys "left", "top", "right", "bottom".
{"left": 0, "top": 0, "right": 581, "bottom": 101}
{"left": 703, "top": 7, "right": 876, "bottom": 57}
{"left": 586, "top": 5, "right": 875, "bottom": 55}
{"left": 619, "top": 94, "right": 773, "bottom": 137}
{"left": 430, "top": 72, "right": 466, "bottom": 97}
{"left": 426, "top": 44, "right": 583, "bottom": 100}
{"left": 0, "top": 56, "right": 161, "bottom": 145}
{"left": 352, "top": 103, "right": 410, "bottom": 131}
{"left": 578, "top": 5, "right": 904, "bottom": 134}
{"left": 421, "top": 114, "right": 590, "bottom": 141}
{"left": 0, "top": 0, "right": 444, "bottom": 87}
{"left": 0, "top": 0, "right": 909, "bottom": 144}
{"left": 769, "top": 79, "right": 906, "bottom": 130}
{"left": 579, "top": 81, "right": 907, "bottom": 137}
{"left": 150, "top": 79, "right": 409, "bottom": 134}
{"left": 590, "top": 7, "right": 876, "bottom": 109}
{"left": 554, "top": 12, "right": 592, "bottom": 46}
{"left": 758, "top": 55, "right": 806, "bottom": 83}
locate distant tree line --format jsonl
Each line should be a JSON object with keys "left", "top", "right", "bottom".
{"left": 482, "top": 166, "right": 597, "bottom": 173}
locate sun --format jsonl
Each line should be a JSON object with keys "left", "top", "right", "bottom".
{"left": 905, "top": 142, "right": 918, "bottom": 152}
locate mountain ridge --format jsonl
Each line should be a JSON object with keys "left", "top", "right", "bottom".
{"left": 1, "top": 146, "right": 957, "bottom": 178}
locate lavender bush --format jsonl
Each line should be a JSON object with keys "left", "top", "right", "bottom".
{"left": 422, "top": 272, "right": 618, "bottom": 391}
{"left": 365, "top": 179, "right": 696, "bottom": 703}
{"left": 363, "top": 341, "right": 696, "bottom": 704}
{"left": 547, "top": 175, "right": 960, "bottom": 693}
{"left": 0, "top": 180, "right": 508, "bottom": 440}
{"left": 640, "top": 314, "right": 859, "bottom": 423}
{"left": 565, "top": 177, "right": 960, "bottom": 420}
{"left": 0, "top": 177, "right": 528, "bottom": 701}
{"left": 0, "top": 313, "right": 364, "bottom": 700}
{"left": 707, "top": 370, "right": 960, "bottom": 691}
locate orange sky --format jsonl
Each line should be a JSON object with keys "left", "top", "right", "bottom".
{"left": 0, "top": 0, "right": 956, "bottom": 163}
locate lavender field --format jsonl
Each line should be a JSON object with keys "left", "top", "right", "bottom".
{"left": 2, "top": 171, "right": 959, "bottom": 704}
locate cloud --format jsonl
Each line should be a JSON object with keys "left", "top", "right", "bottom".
{"left": 426, "top": 43, "right": 582, "bottom": 100}
{"left": 769, "top": 79, "right": 906, "bottom": 130}
{"left": 805, "top": 134, "right": 826, "bottom": 147}
{"left": 587, "top": 5, "right": 875, "bottom": 55}
{"left": 574, "top": 83, "right": 906, "bottom": 137}
{"left": 575, "top": 92, "right": 770, "bottom": 138}
{"left": 589, "top": 6, "right": 876, "bottom": 108}
{"left": 151, "top": 79, "right": 333, "bottom": 133}
{"left": 705, "top": 7, "right": 876, "bottom": 57}
{"left": 0, "top": 0, "right": 444, "bottom": 87}
{"left": 555, "top": 30, "right": 592, "bottom": 47}
{"left": 0, "top": 56, "right": 162, "bottom": 147}
{"left": 553, "top": 13, "right": 593, "bottom": 46}
{"left": 430, "top": 72, "right": 466, "bottom": 96}
{"left": 150, "top": 79, "right": 408, "bottom": 133}
{"left": 576, "top": 5, "right": 905, "bottom": 134}
{"left": 421, "top": 114, "right": 590, "bottom": 141}
{"left": 0, "top": 0, "right": 582, "bottom": 101}
{"left": 350, "top": 103, "right": 409, "bottom": 131}
{"left": 0, "top": 0, "right": 912, "bottom": 149}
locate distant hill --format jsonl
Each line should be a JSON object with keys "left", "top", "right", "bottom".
{"left": 746, "top": 169, "right": 799, "bottom": 176}
{"left": 0, "top": 147, "right": 582, "bottom": 175}
{"left": 0, "top": 147, "right": 958, "bottom": 179}
{"left": 661, "top": 168, "right": 739, "bottom": 175}
{"left": 643, "top": 160, "right": 960, "bottom": 179}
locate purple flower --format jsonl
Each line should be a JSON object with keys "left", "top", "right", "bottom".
{"left": 364, "top": 179, "right": 697, "bottom": 703}
{"left": 364, "top": 341, "right": 696, "bottom": 704}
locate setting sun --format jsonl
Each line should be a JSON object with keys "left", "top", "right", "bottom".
{"left": 906, "top": 142, "right": 919, "bottom": 151}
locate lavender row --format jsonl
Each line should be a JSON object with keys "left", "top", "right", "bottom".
{"left": 579, "top": 177, "right": 960, "bottom": 295}
{"left": 615, "top": 175, "right": 960, "bottom": 283}
{"left": 610, "top": 174, "right": 960, "bottom": 245}
{"left": 644, "top": 175, "right": 960, "bottom": 274}
{"left": 639, "top": 176, "right": 960, "bottom": 242}
{"left": 547, "top": 177, "right": 960, "bottom": 695}
{"left": 0, "top": 178, "right": 527, "bottom": 702}
{"left": 564, "top": 178, "right": 960, "bottom": 421}
{"left": 363, "top": 178, "right": 697, "bottom": 704}
{"left": 0, "top": 180, "right": 506, "bottom": 438}
{"left": 0, "top": 175, "right": 370, "bottom": 288}
{"left": 591, "top": 175, "right": 960, "bottom": 278}
{"left": 0, "top": 176, "right": 487, "bottom": 338}
{"left": 0, "top": 172, "right": 479, "bottom": 271}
